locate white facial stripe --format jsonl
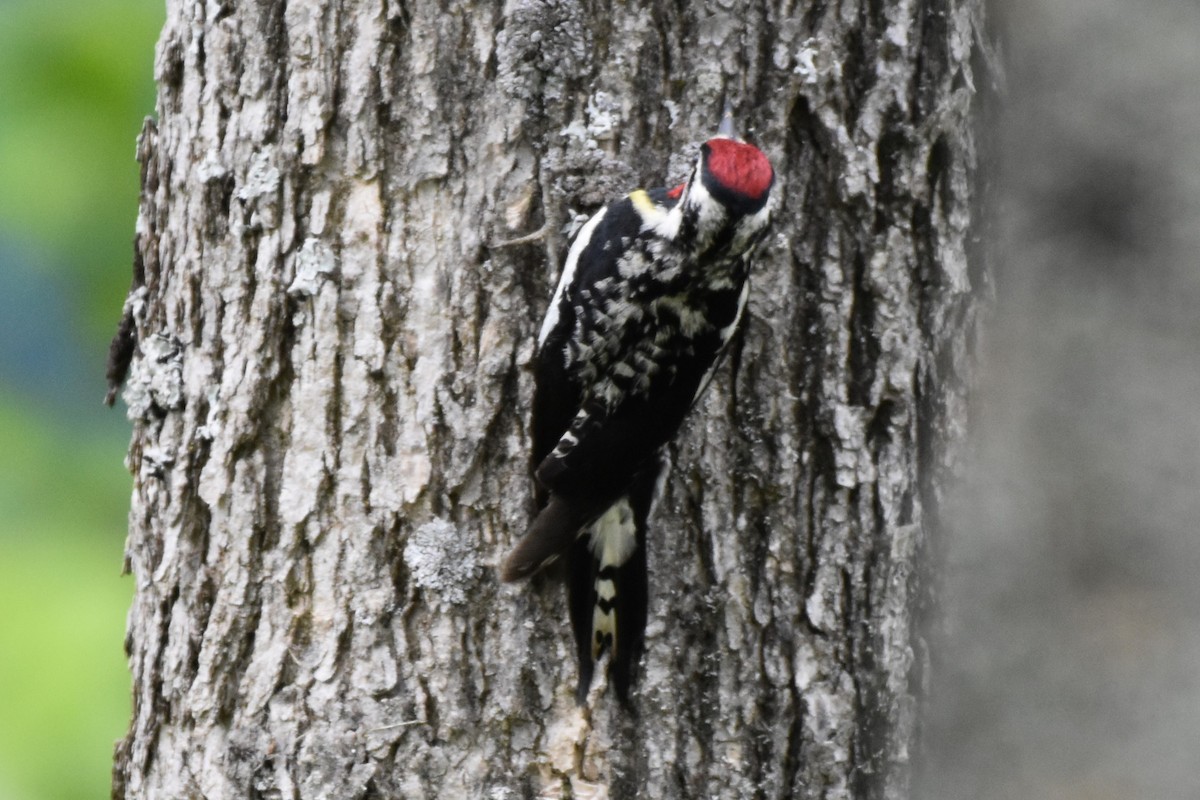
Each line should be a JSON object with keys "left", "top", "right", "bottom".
{"left": 733, "top": 204, "right": 772, "bottom": 251}
{"left": 684, "top": 169, "right": 733, "bottom": 249}
{"left": 653, "top": 206, "right": 683, "bottom": 240}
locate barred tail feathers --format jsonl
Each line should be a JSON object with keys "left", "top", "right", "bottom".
{"left": 567, "top": 497, "right": 648, "bottom": 705}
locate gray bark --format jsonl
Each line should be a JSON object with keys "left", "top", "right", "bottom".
{"left": 113, "top": 1, "right": 989, "bottom": 798}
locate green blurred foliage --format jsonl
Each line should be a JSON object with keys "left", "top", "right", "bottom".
{"left": 0, "top": 0, "right": 162, "bottom": 338}
{"left": 0, "top": 396, "right": 133, "bottom": 800}
{"left": 0, "top": 0, "right": 163, "bottom": 798}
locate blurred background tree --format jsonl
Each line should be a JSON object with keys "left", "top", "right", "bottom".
{"left": 922, "top": 1, "right": 1200, "bottom": 798}
{"left": 0, "top": 0, "right": 162, "bottom": 798}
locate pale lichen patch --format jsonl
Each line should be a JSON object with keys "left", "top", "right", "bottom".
{"left": 123, "top": 332, "right": 185, "bottom": 420}
{"left": 403, "top": 519, "right": 481, "bottom": 606}
{"left": 288, "top": 237, "right": 337, "bottom": 299}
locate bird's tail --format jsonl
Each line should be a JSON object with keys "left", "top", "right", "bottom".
{"left": 568, "top": 498, "right": 647, "bottom": 706}
{"left": 502, "top": 493, "right": 648, "bottom": 704}
{"left": 567, "top": 461, "right": 660, "bottom": 706}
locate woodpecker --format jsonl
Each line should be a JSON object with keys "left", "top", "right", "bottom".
{"left": 501, "top": 108, "right": 774, "bottom": 705}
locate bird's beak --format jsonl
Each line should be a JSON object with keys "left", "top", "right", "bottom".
{"left": 717, "top": 104, "right": 737, "bottom": 139}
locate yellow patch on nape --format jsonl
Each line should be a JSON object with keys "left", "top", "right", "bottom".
{"left": 628, "top": 189, "right": 664, "bottom": 224}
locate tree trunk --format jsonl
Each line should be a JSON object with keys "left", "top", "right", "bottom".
{"left": 112, "top": 1, "right": 989, "bottom": 798}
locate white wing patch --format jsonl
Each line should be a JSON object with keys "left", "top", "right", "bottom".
{"left": 539, "top": 206, "right": 609, "bottom": 347}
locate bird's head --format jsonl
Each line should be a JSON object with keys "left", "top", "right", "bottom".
{"left": 696, "top": 107, "right": 774, "bottom": 215}
{"left": 666, "top": 107, "right": 774, "bottom": 254}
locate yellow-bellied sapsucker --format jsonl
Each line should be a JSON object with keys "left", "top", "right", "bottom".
{"left": 501, "top": 109, "right": 775, "bottom": 705}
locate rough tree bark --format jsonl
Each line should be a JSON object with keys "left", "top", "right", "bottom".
{"left": 112, "top": 0, "right": 989, "bottom": 797}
